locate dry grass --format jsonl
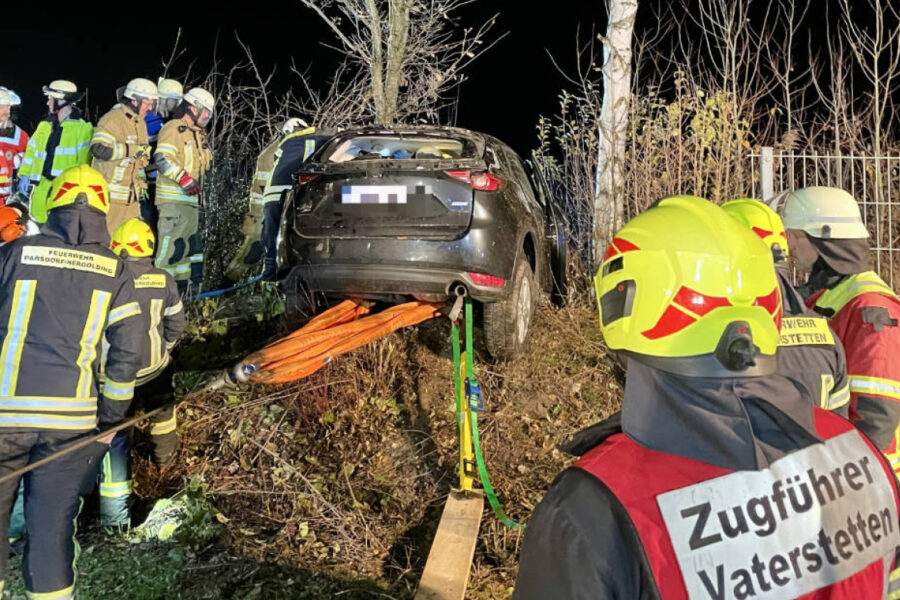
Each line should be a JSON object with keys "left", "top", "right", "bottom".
{"left": 138, "top": 304, "right": 620, "bottom": 598}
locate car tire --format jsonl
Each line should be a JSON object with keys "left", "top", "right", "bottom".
{"left": 483, "top": 256, "right": 536, "bottom": 362}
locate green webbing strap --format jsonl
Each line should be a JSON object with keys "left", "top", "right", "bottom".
{"left": 456, "top": 297, "right": 525, "bottom": 530}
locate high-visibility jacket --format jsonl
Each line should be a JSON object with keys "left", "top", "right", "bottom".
{"left": 809, "top": 271, "right": 900, "bottom": 472}
{"left": 250, "top": 138, "right": 281, "bottom": 210}
{"left": 122, "top": 259, "right": 184, "bottom": 385}
{"left": 0, "top": 124, "right": 29, "bottom": 200}
{"left": 262, "top": 127, "right": 326, "bottom": 204}
{"left": 573, "top": 408, "right": 900, "bottom": 599}
{"left": 18, "top": 116, "right": 93, "bottom": 223}
{"left": 154, "top": 119, "right": 212, "bottom": 205}
{"left": 0, "top": 209, "right": 142, "bottom": 432}
{"left": 90, "top": 105, "right": 150, "bottom": 204}
{"left": 776, "top": 269, "right": 850, "bottom": 414}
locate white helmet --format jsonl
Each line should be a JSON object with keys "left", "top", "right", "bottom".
{"left": 43, "top": 80, "right": 78, "bottom": 100}
{"left": 782, "top": 186, "right": 870, "bottom": 240}
{"left": 157, "top": 78, "right": 183, "bottom": 100}
{"left": 123, "top": 78, "right": 159, "bottom": 102}
{"left": 282, "top": 117, "right": 309, "bottom": 134}
{"left": 183, "top": 88, "right": 215, "bottom": 114}
{"left": 0, "top": 87, "right": 21, "bottom": 107}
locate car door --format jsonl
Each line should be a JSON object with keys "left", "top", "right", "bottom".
{"left": 525, "top": 157, "right": 568, "bottom": 306}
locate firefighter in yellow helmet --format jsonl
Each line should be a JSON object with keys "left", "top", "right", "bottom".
{"left": 153, "top": 87, "right": 214, "bottom": 294}
{"left": 783, "top": 186, "right": 900, "bottom": 476}
{"left": 91, "top": 78, "right": 159, "bottom": 235}
{"left": 515, "top": 196, "right": 900, "bottom": 598}
{"left": 99, "top": 218, "right": 185, "bottom": 527}
{"left": 722, "top": 198, "right": 850, "bottom": 415}
{"left": 17, "top": 81, "right": 93, "bottom": 223}
{"left": 0, "top": 165, "right": 142, "bottom": 599}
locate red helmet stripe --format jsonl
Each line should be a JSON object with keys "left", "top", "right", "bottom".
{"left": 672, "top": 286, "right": 732, "bottom": 316}
{"left": 641, "top": 305, "right": 697, "bottom": 340}
{"left": 751, "top": 226, "right": 774, "bottom": 239}
{"left": 603, "top": 237, "right": 641, "bottom": 262}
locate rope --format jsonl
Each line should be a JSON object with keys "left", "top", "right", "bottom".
{"left": 186, "top": 274, "right": 264, "bottom": 302}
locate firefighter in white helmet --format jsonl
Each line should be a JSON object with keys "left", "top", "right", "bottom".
{"left": 153, "top": 87, "right": 214, "bottom": 293}
{"left": 225, "top": 118, "right": 307, "bottom": 281}
{"left": 142, "top": 78, "right": 184, "bottom": 230}
{"left": 91, "top": 78, "right": 159, "bottom": 234}
{"left": 17, "top": 80, "right": 92, "bottom": 223}
{"left": 0, "top": 88, "right": 28, "bottom": 205}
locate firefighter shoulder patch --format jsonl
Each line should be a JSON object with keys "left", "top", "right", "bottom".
{"left": 134, "top": 273, "right": 167, "bottom": 289}
{"left": 778, "top": 316, "right": 834, "bottom": 346}
{"left": 20, "top": 246, "right": 118, "bottom": 277}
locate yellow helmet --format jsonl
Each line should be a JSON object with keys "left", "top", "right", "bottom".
{"left": 47, "top": 165, "right": 110, "bottom": 215}
{"left": 721, "top": 198, "right": 789, "bottom": 261}
{"left": 594, "top": 196, "right": 781, "bottom": 376}
{"left": 111, "top": 218, "right": 155, "bottom": 258}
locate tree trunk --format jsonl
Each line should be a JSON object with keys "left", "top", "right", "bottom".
{"left": 365, "top": 0, "right": 387, "bottom": 124}
{"left": 382, "top": 0, "right": 412, "bottom": 125}
{"left": 594, "top": 0, "right": 637, "bottom": 264}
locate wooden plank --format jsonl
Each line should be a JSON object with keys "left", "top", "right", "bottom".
{"left": 415, "top": 490, "right": 485, "bottom": 600}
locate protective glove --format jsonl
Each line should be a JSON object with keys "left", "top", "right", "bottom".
{"left": 178, "top": 173, "right": 201, "bottom": 196}
{"left": 130, "top": 143, "right": 152, "bottom": 161}
{"left": 16, "top": 177, "right": 30, "bottom": 195}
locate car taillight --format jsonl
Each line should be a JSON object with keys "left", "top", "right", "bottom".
{"left": 468, "top": 272, "right": 506, "bottom": 287}
{"left": 445, "top": 170, "right": 503, "bottom": 191}
{"left": 297, "top": 174, "right": 317, "bottom": 185}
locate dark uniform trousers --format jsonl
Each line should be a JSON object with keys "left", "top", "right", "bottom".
{"left": 0, "top": 431, "right": 108, "bottom": 597}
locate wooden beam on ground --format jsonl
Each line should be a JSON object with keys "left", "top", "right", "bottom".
{"left": 415, "top": 490, "right": 485, "bottom": 600}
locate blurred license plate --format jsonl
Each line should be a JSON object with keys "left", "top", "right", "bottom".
{"left": 341, "top": 185, "right": 408, "bottom": 204}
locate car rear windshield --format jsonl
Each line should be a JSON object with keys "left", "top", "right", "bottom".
{"left": 324, "top": 135, "right": 477, "bottom": 163}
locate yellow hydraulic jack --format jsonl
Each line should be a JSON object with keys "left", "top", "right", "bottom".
{"left": 415, "top": 296, "right": 522, "bottom": 600}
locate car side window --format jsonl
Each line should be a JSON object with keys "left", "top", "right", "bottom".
{"left": 523, "top": 159, "right": 550, "bottom": 208}
{"left": 503, "top": 149, "right": 538, "bottom": 205}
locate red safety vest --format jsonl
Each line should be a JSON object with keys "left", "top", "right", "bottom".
{"left": 0, "top": 125, "right": 29, "bottom": 200}
{"left": 576, "top": 408, "right": 900, "bottom": 599}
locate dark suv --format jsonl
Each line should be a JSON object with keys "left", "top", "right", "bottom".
{"left": 278, "top": 125, "right": 566, "bottom": 360}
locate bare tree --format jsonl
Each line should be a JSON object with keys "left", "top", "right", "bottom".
{"left": 298, "top": 0, "right": 503, "bottom": 125}
{"left": 594, "top": 0, "right": 638, "bottom": 257}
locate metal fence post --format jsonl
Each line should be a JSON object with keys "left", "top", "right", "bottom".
{"left": 760, "top": 147, "right": 775, "bottom": 207}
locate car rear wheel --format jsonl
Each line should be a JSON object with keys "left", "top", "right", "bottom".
{"left": 483, "top": 256, "right": 536, "bottom": 361}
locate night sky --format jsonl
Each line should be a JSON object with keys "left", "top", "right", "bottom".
{"left": 1, "top": 1, "right": 602, "bottom": 156}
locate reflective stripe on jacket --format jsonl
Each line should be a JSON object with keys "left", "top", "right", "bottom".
{"left": 153, "top": 119, "right": 212, "bottom": 204}
{"left": 91, "top": 105, "right": 150, "bottom": 203}
{"left": 0, "top": 209, "right": 142, "bottom": 431}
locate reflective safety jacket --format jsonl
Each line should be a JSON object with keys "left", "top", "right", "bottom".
{"left": 250, "top": 138, "right": 281, "bottom": 210}
{"left": 90, "top": 105, "right": 150, "bottom": 203}
{"left": 263, "top": 127, "right": 329, "bottom": 204}
{"left": 0, "top": 209, "right": 142, "bottom": 432}
{"left": 154, "top": 119, "right": 212, "bottom": 204}
{"left": 121, "top": 258, "right": 184, "bottom": 385}
{"left": 571, "top": 410, "right": 900, "bottom": 599}
{"left": 776, "top": 269, "right": 850, "bottom": 414}
{"left": 809, "top": 271, "right": 900, "bottom": 472}
{"left": 0, "top": 124, "right": 29, "bottom": 200}
{"left": 19, "top": 115, "right": 93, "bottom": 223}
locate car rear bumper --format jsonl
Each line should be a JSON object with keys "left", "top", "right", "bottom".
{"left": 281, "top": 262, "right": 509, "bottom": 303}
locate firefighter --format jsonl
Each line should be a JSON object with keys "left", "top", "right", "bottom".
{"left": 99, "top": 218, "right": 185, "bottom": 527}
{"left": 225, "top": 118, "right": 305, "bottom": 282}
{"left": 0, "top": 87, "right": 29, "bottom": 205}
{"left": 260, "top": 120, "right": 333, "bottom": 280}
{"left": 142, "top": 78, "right": 183, "bottom": 230}
{"left": 17, "top": 80, "right": 93, "bottom": 224}
{"left": 154, "top": 87, "right": 214, "bottom": 294}
{"left": 0, "top": 165, "right": 142, "bottom": 599}
{"left": 514, "top": 196, "right": 900, "bottom": 598}
{"left": 722, "top": 198, "right": 850, "bottom": 415}
{"left": 783, "top": 186, "right": 900, "bottom": 475}
{"left": 90, "top": 78, "right": 159, "bottom": 235}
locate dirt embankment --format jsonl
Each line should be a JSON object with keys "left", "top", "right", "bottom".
{"left": 144, "top": 304, "right": 621, "bottom": 598}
